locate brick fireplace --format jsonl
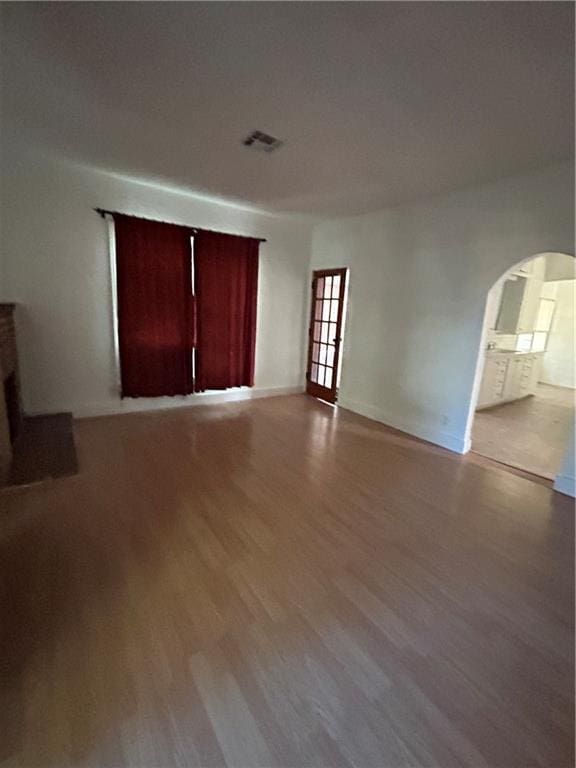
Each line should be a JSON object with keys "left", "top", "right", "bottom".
{"left": 0, "top": 304, "right": 22, "bottom": 482}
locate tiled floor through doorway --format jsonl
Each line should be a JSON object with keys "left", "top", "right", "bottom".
{"left": 472, "top": 383, "right": 574, "bottom": 479}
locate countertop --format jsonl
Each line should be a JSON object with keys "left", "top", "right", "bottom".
{"left": 485, "top": 349, "right": 543, "bottom": 357}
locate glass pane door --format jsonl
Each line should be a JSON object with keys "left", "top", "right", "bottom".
{"left": 306, "top": 268, "right": 347, "bottom": 404}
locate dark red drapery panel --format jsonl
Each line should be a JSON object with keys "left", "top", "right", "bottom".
{"left": 194, "top": 231, "right": 259, "bottom": 391}
{"left": 115, "top": 215, "right": 194, "bottom": 397}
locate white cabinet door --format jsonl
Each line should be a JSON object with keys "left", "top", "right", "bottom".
{"left": 477, "top": 357, "right": 508, "bottom": 408}
{"left": 527, "top": 354, "right": 541, "bottom": 394}
{"left": 504, "top": 356, "right": 524, "bottom": 400}
{"left": 477, "top": 353, "right": 541, "bottom": 410}
{"left": 478, "top": 359, "right": 497, "bottom": 408}
{"left": 517, "top": 357, "right": 534, "bottom": 399}
{"left": 503, "top": 354, "right": 540, "bottom": 400}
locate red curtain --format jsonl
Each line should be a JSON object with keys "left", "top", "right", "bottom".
{"left": 194, "top": 231, "right": 259, "bottom": 391}
{"left": 115, "top": 215, "right": 194, "bottom": 397}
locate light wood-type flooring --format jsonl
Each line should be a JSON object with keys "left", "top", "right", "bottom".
{"left": 473, "top": 384, "right": 574, "bottom": 479}
{"left": 1, "top": 394, "right": 574, "bottom": 767}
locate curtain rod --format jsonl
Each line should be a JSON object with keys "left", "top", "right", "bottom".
{"left": 94, "top": 208, "right": 267, "bottom": 242}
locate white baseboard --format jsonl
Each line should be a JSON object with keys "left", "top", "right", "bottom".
{"left": 338, "top": 396, "right": 469, "bottom": 455}
{"left": 28, "top": 385, "right": 305, "bottom": 420}
{"left": 553, "top": 472, "right": 576, "bottom": 498}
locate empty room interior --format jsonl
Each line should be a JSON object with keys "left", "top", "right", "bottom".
{"left": 0, "top": 3, "right": 574, "bottom": 767}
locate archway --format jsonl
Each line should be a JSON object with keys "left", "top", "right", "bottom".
{"left": 466, "top": 252, "right": 575, "bottom": 485}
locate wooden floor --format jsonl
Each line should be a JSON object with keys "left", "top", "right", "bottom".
{"left": 0, "top": 395, "right": 573, "bottom": 767}
{"left": 473, "top": 384, "right": 574, "bottom": 479}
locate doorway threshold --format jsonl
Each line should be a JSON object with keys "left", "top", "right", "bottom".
{"left": 469, "top": 450, "right": 553, "bottom": 488}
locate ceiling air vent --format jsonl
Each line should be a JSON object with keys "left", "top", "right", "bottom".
{"left": 242, "top": 130, "right": 284, "bottom": 153}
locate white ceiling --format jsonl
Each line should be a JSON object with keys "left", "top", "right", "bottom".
{"left": 1, "top": 2, "right": 573, "bottom": 216}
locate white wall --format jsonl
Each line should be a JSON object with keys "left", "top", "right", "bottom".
{"left": 545, "top": 252, "right": 576, "bottom": 282}
{"left": 540, "top": 280, "right": 575, "bottom": 389}
{"left": 312, "top": 164, "right": 574, "bottom": 454}
{"left": 554, "top": 428, "right": 575, "bottom": 498}
{"left": 0, "top": 149, "right": 315, "bottom": 416}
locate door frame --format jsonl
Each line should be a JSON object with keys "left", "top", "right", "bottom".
{"left": 306, "top": 268, "right": 348, "bottom": 404}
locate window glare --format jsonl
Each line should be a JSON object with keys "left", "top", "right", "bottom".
{"left": 516, "top": 333, "right": 533, "bottom": 352}
{"left": 535, "top": 299, "right": 555, "bottom": 332}
{"left": 532, "top": 332, "right": 548, "bottom": 352}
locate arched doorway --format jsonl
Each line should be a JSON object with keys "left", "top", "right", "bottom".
{"left": 467, "top": 252, "right": 575, "bottom": 482}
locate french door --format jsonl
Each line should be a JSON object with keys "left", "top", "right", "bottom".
{"left": 306, "top": 268, "right": 347, "bottom": 403}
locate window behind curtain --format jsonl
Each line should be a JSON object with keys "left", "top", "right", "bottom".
{"left": 193, "top": 230, "right": 259, "bottom": 392}
{"left": 113, "top": 216, "right": 259, "bottom": 397}
{"left": 114, "top": 214, "right": 194, "bottom": 397}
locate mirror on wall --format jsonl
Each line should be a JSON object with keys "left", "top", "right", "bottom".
{"left": 495, "top": 275, "right": 528, "bottom": 333}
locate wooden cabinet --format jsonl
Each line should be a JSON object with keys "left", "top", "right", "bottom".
{"left": 477, "top": 352, "right": 542, "bottom": 410}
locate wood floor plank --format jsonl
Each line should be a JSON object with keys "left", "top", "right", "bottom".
{"left": 189, "top": 651, "right": 274, "bottom": 768}
{"left": 0, "top": 394, "right": 573, "bottom": 767}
